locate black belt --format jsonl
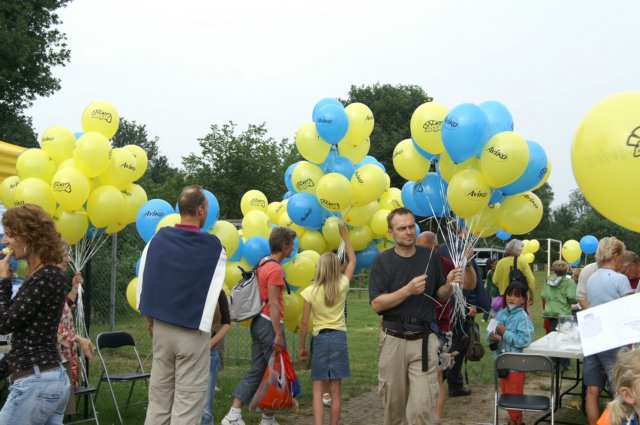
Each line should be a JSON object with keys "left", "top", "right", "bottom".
{"left": 8, "top": 364, "right": 59, "bottom": 384}
{"left": 384, "top": 328, "right": 423, "bottom": 341}
{"left": 318, "top": 328, "right": 338, "bottom": 334}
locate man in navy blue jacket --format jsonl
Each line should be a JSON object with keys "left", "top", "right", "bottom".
{"left": 138, "top": 185, "right": 226, "bottom": 425}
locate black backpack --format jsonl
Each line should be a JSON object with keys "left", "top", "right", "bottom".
{"left": 508, "top": 256, "right": 527, "bottom": 286}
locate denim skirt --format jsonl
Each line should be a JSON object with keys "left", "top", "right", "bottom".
{"left": 311, "top": 329, "right": 351, "bottom": 381}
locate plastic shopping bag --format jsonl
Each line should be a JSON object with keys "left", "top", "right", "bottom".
{"left": 250, "top": 350, "right": 294, "bottom": 412}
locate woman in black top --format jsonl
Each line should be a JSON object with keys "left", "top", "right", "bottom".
{"left": 0, "top": 204, "right": 70, "bottom": 425}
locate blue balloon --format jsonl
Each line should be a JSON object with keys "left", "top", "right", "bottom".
{"left": 496, "top": 229, "right": 511, "bottom": 241}
{"left": 401, "top": 181, "right": 427, "bottom": 217}
{"left": 178, "top": 189, "right": 220, "bottom": 232}
{"left": 314, "top": 103, "right": 349, "bottom": 145}
{"left": 412, "top": 138, "right": 436, "bottom": 161}
{"left": 135, "top": 199, "right": 175, "bottom": 242}
{"left": 441, "top": 103, "right": 489, "bottom": 163}
{"left": 286, "top": 193, "right": 323, "bottom": 230}
{"left": 580, "top": 235, "right": 598, "bottom": 255}
{"left": 312, "top": 98, "right": 343, "bottom": 122}
{"left": 243, "top": 236, "right": 270, "bottom": 267}
{"left": 355, "top": 244, "right": 379, "bottom": 274}
{"left": 478, "top": 101, "right": 513, "bottom": 141}
{"left": 489, "top": 189, "right": 505, "bottom": 205}
{"left": 282, "top": 191, "right": 294, "bottom": 201}
{"left": 356, "top": 156, "right": 386, "bottom": 172}
{"left": 327, "top": 155, "right": 355, "bottom": 179}
{"left": 229, "top": 237, "right": 244, "bottom": 262}
{"left": 73, "top": 132, "right": 84, "bottom": 140}
{"left": 500, "top": 140, "right": 548, "bottom": 196}
{"left": 413, "top": 172, "right": 446, "bottom": 217}
{"left": 284, "top": 162, "right": 300, "bottom": 193}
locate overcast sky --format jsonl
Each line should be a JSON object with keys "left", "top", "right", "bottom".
{"left": 27, "top": 0, "right": 640, "bottom": 208}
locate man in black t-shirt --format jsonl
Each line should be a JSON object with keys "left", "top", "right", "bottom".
{"left": 369, "top": 208, "right": 462, "bottom": 425}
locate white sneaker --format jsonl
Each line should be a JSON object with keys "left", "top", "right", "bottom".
{"left": 259, "top": 417, "right": 280, "bottom": 425}
{"left": 221, "top": 417, "right": 245, "bottom": 425}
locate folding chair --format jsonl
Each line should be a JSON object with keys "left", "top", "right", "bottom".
{"left": 67, "top": 348, "right": 99, "bottom": 425}
{"left": 494, "top": 352, "right": 555, "bottom": 425}
{"left": 95, "top": 331, "right": 150, "bottom": 425}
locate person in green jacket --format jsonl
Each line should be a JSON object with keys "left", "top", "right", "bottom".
{"left": 542, "top": 260, "right": 578, "bottom": 332}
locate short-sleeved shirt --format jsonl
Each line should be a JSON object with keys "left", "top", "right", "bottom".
{"left": 300, "top": 275, "right": 349, "bottom": 336}
{"left": 586, "top": 268, "right": 632, "bottom": 308}
{"left": 258, "top": 258, "right": 285, "bottom": 321}
{"left": 577, "top": 262, "right": 598, "bottom": 301}
{"left": 369, "top": 246, "right": 446, "bottom": 333}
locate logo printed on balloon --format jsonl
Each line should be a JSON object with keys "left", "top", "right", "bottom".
{"left": 250, "top": 199, "right": 267, "bottom": 208}
{"left": 444, "top": 117, "right": 458, "bottom": 128}
{"left": 466, "top": 190, "right": 488, "bottom": 198}
{"left": 355, "top": 172, "right": 364, "bottom": 184}
{"left": 523, "top": 193, "right": 539, "bottom": 208}
{"left": 52, "top": 182, "right": 72, "bottom": 193}
{"left": 145, "top": 210, "right": 166, "bottom": 217}
{"left": 301, "top": 208, "right": 312, "bottom": 222}
{"left": 486, "top": 146, "right": 508, "bottom": 160}
{"left": 317, "top": 118, "right": 332, "bottom": 124}
{"left": 319, "top": 199, "right": 340, "bottom": 210}
{"left": 120, "top": 162, "right": 136, "bottom": 171}
{"left": 91, "top": 109, "right": 113, "bottom": 123}
{"left": 422, "top": 120, "right": 443, "bottom": 133}
{"left": 625, "top": 126, "right": 640, "bottom": 157}
{"left": 538, "top": 167, "right": 548, "bottom": 179}
{"left": 296, "top": 178, "right": 315, "bottom": 190}
{"left": 392, "top": 149, "right": 403, "bottom": 159}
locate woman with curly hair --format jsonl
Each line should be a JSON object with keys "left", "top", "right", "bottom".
{"left": 0, "top": 204, "right": 70, "bottom": 425}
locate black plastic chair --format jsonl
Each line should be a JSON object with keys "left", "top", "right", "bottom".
{"left": 67, "top": 347, "right": 99, "bottom": 425}
{"left": 494, "top": 352, "right": 555, "bottom": 425}
{"left": 95, "top": 331, "right": 150, "bottom": 425}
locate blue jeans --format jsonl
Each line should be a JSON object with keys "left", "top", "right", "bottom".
{"left": 200, "top": 347, "right": 220, "bottom": 425}
{"left": 0, "top": 365, "right": 70, "bottom": 425}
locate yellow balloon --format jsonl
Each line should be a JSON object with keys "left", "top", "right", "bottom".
{"left": 350, "top": 164, "right": 387, "bottom": 206}
{"left": 0, "top": 176, "right": 20, "bottom": 207}
{"left": 81, "top": 100, "right": 120, "bottom": 139}
{"left": 40, "top": 126, "right": 75, "bottom": 165}
{"left": 105, "top": 220, "right": 127, "bottom": 234}
{"left": 291, "top": 161, "right": 324, "bottom": 195}
{"left": 523, "top": 252, "right": 535, "bottom": 264}
{"left": 119, "top": 183, "right": 148, "bottom": 224}
{"left": 240, "top": 189, "right": 268, "bottom": 215}
{"left": 410, "top": 102, "right": 448, "bottom": 155}
{"left": 57, "top": 158, "right": 76, "bottom": 169}
{"left": 297, "top": 250, "right": 320, "bottom": 269}
{"left": 437, "top": 150, "right": 480, "bottom": 183}
{"left": 225, "top": 262, "right": 244, "bottom": 287}
{"left": 393, "top": 139, "right": 430, "bottom": 182}
{"left": 375, "top": 238, "right": 395, "bottom": 252}
{"left": 51, "top": 167, "right": 90, "bottom": 211}
{"left": 343, "top": 102, "right": 374, "bottom": 144}
{"left": 348, "top": 225, "right": 373, "bottom": 251}
{"left": 479, "top": 131, "right": 529, "bottom": 188}
{"left": 53, "top": 208, "right": 89, "bottom": 245}
{"left": 283, "top": 256, "right": 315, "bottom": 287}
{"left": 16, "top": 149, "right": 56, "bottom": 183}
{"left": 498, "top": 192, "right": 543, "bottom": 235}
{"left": 529, "top": 239, "right": 540, "bottom": 254}
{"left": 124, "top": 145, "right": 148, "bottom": 182}
{"left": 277, "top": 212, "right": 306, "bottom": 239}
{"left": 210, "top": 220, "right": 240, "bottom": 259}
{"left": 342, "top": 201, "right": 378, "bottom": 227}
{"left": 321, "top": 216, "right": 342, "bottom": 248}
{"left": 466, "top": 204, "right": 500, "bottom": 237}
{"left": 283, "top": 292, "right": 303, "bottom": 332}
{"left": 12, "top": 177, "right": 56, "bottom": 215}
{"left": 266, "top": 202, "right": 282, "bottom": 223}
{"left": 572, "top": 92, "right": 640, "bottom": 231}
{"left": 242, "top": 210, "right": 271, "bottom": 239}
{"left": 299, "top": 230, "right": 327, "bottom": 254}
{"left": 446, "top": 168, "right": 490, "bottom": 219}
{"left": 379, "top": 188, "right": 403, "bottom": 211}
{"left": 370, "top": 208, "right": 391, "bottom": 237}
{"left": 316, "top": 173, "right": 352, "bottom": 212}
{"left": 521, "top": 240, "right": 532, "bottom": 254}
{"left": 126, "top": 278, "right": 139, "bottom": 313}
{"left": 99, "top": 147, "right": 138, "bottom": 189}
{"left": 338, "top": 137, "right": 370, "bottom": 164}
{"left": 155, "top": 213, "right": 181, "bottom": 233}
{"left": 87, "top": 185, "right": 124, "bottom": 228}
{"left": 561, "top": 240, "right": 582, "bottom": 263}
{"left": 295, "top": 122, "right": 330, "bottom": 163}
{"left": 74, "top": 132, "right": 112, "bottom": 178}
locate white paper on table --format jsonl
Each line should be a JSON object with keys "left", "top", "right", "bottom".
{"left": 577, "top": 292, "right": 640, "bottom": 356}
{"left": 486, "top": 318, "right": 498, "bottom": 334}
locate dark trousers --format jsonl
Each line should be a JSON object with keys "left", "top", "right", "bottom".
{"left": 445, "top": 317, "right": 469, "bottom": 390}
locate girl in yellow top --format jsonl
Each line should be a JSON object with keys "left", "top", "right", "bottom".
{"left": 299, "top": 224, "right": 356, "bottom": 425}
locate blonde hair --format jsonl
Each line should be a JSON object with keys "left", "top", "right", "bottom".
{"left": 313, "top": 252, "right": 341, "bottom": 307}
{"left": 552, "top": 260, "right": 570, "bottom": 276}
{"left": 606, "top": 347, "right": 640, "bottom": 424}
{"left": 595, "top": 237, "right": 625, "bottom": 267}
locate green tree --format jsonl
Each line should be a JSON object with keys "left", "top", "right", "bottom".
{"left": 0, "top": 0, "right": 72, "bottom": 147}
{"left": 182, "top": 122, "right": 300, "bottom": 219}
{"left": 340, "top": 83, "right": 433, "bottom": 188}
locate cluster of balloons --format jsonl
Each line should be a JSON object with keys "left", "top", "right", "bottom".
{"left": 561, "top": 235, "right": 598, "bottom": 265}
{"left": 518, "top": 239, "right": 541, "bottom": 264}
{"left": 0, "top": 101, "right": 149, "bottom": 244}
{"left": 398, "top": 100, "right": 551, "bottom": 236}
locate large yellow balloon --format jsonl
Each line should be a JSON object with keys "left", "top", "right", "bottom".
{"left": 498, "top": 192, "right": 543, "bottom": 235}
{"left": 295, "top": 122, "right": 330, "bottom": 163}
{"left": 126, "top": 278, "right": 139, "bottom": 313}
{"left": 0, "top": 176, "right": 20, "bottom": 208}
{"left": 124, "top": 145, "right": 148, "bottom": 182}
{"left": 446, "top": 168, "right": 490, "bottom": 219}
{"left": 291, "top": 161, "right": 324, "bottom": 195}
{"left": 81, "top": 100, "right": 120, "bottom": 139}
{"left": 283, "top": 292, "right": 303, "bottom": 332}
{"left": 351, "top": 164, "right": 387, "bottom": 206}
{"left": 338, "top": 137, "right": 370, "bottom": 164}
{"left": 99, "top": 148, "right": 138, "bottom": 189}
{"left": 155, "top": 213, "right": 181, "bottom": 232}
{"left": 321, "top": 216, "right": 342, "bottom": 249}
{"left": 438, "top": 150, "right": 479, "bottom": 183}
{"left": 51, "top": 167, "right": 90, "bottom": 211}
{"left": 16, "top": 149, "right": 56, "bottom": 183}
{"left": 562, "top": 240, "right": 581, "bottom": 263}
{"left": 210, "top": 220, "right": 240, "bottom": 258}
{"left": 479, "top": 131, "right": 529, "bottom": 188}
{"left": 242, "top": 210, "right": 271, "bottom": 239}
{"left": 74, "top": 132, "right": 112, "bottom": 178}
{"left": 119, "top": 183, "right": 148, "bottom": 224}
{"left": 466, "top": 204, "right": 500, "bottom": 237}
{"left": 410, "top": 102, "right": 448, "bottom": 155}
{"left": 299, "top": 230, "right": 327, "bottom": 254}
{"left": 53, "top": 208, "right": 89, "bottom": 245}
{"left": 342, "top": 201, "right": 378, "bottom": 227}
{"left": 343, "top": 103, "right": 374, "bottom": 144}
{"left": 348, "top": 225, "right": 373, "bottom": 251}
{"left": 316, "top": 173, "right": 352, "bottom": 212}
{"left": 393, "top": 139, "right": 430, "bottom": 182}
{"left": 240, "top": 190, "right": 268, "bottom": 215}
{"left": 370, "top": 208, "right": 391, "bottom": 236}
{"left": 87, "top": 185, "right": 124, "bottom": 228}
{"left": 379, "top": 188, "right": 403, "bottom": 211}
{"left": 12, "top": 177, "right": 56, "bottom": 215}
{"left": 528, "top": 239, "right": 541, "bottom": 254}
{"left": 283, "top": 256, "right": 315, "bottom": 287}
{"left": 572, "top": 92, "right": 640, "bottom": 232}
{"left": 40, "top": 126, "right": 75, "bottom": 165}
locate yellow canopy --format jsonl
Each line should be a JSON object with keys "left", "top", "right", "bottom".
{"left": 0, "top": 141, "right": 27, "bottom": 181}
